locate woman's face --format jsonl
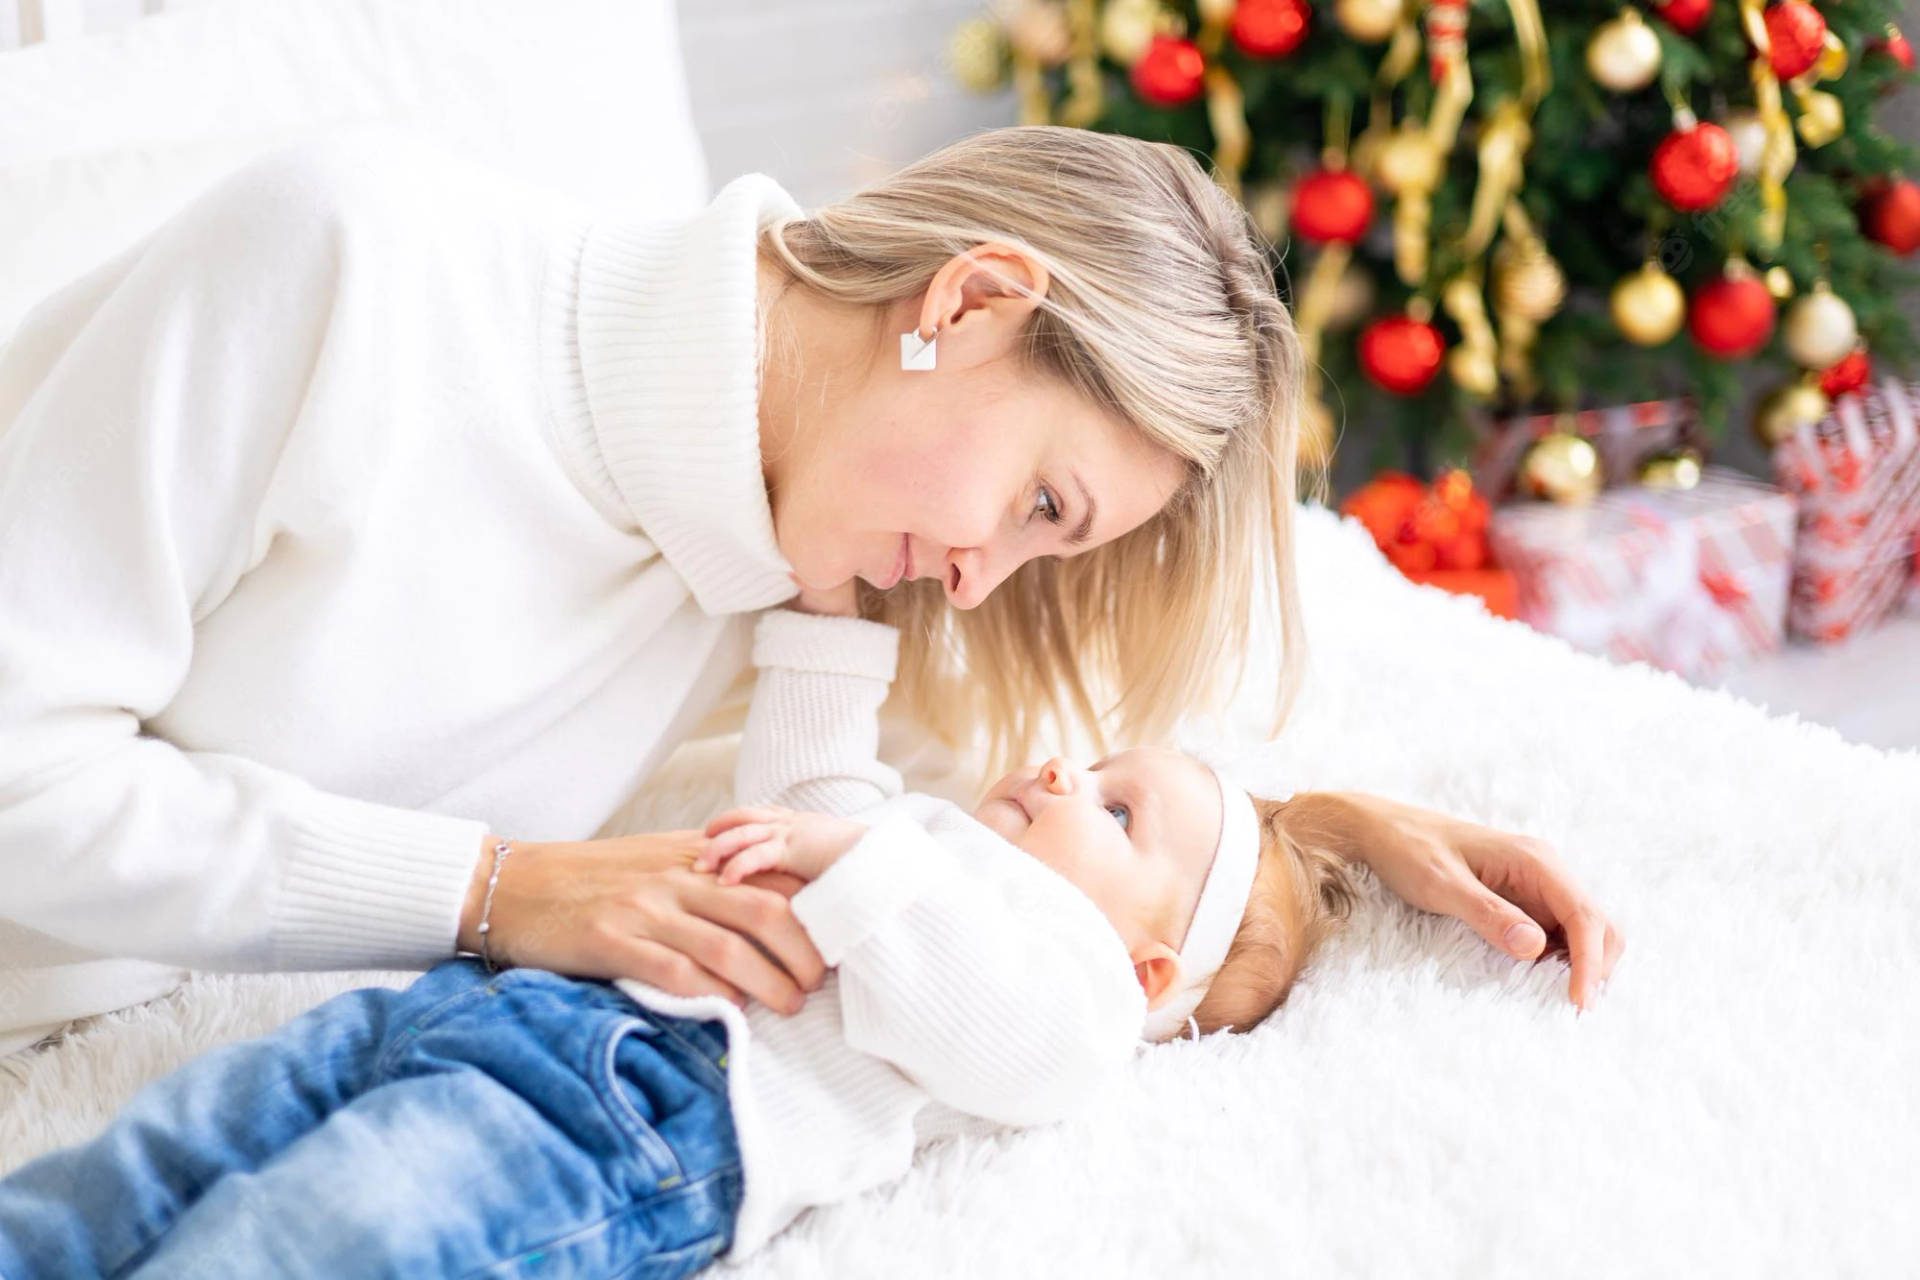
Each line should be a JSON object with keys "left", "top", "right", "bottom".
{"left": 761, "top": 245, "right": 1187, "bottom": 609}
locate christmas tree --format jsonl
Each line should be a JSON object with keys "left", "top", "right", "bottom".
{"left": 947, "top": 0, "right": 1920, "bottom": 488}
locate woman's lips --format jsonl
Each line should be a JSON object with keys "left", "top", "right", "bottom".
{"left": 877, "top": 534, "right": 910, "bottom": 590}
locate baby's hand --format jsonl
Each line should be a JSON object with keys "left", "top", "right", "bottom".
{"left": 697, "top": 805, "right": 868, "bottom": 885}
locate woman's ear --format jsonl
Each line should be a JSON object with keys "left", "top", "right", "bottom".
{"left": 917, "top": 242, "right": 1050, "bottom": 351}
{"left": 1131, "top": 942, "right": 1183, "bottom": 1009}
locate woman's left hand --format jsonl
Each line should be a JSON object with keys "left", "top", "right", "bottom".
{"left": 1287, "top": 793, "right": 1625, "bottom": 1010}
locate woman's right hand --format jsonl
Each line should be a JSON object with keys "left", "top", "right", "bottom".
{"left": 457, "top": 831, "right": 826, "bottom": 1015}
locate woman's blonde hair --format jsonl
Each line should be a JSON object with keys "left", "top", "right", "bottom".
{"left": 758, "top": 125, "right": 1307, "bottom": 774}
{"left": 1185, "top": 795, "right": 1362, "bottom": 1039}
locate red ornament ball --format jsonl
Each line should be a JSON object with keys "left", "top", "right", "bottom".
{"left": 1819, "top": 349, "right": 1872, "bottom": 398}
{"left": 1688, "top": 270, "right": 1777, "bottom": 359}
{"left": 1651, "top": 121, "right": 1738, "bottom": 212}
{"left": 1872, "top": 27, "right": 1916, "bottom": 73}
{"left": 1358, "top": 315, "right": 1447, "bottom": 395}
{"left": 1862, "top": 178, "right": 1920, "bottom": 254}
{"left": 1762, "top": 2, "right": 1826, "bottom": 81}
{"left": 1232, "top": 0, "right": 1311, "bottom": 58}
{"left": 1653, "top": 0, "right": 1711, "bottom": 36}
{"left": 1130, "top": 36, "right": 1206, "bottom": 107}
{"left": 1291, "top": 169, "right": 1376, "bottom": 244}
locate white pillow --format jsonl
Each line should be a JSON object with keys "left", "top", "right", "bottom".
{"left": 0, "top": 0, "right": 711, "bottom": 345}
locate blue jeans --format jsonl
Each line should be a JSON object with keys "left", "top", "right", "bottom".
{"left": 0, "top": 958, "right": 742, "bottom": 1279}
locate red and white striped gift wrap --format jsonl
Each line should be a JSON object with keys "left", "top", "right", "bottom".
{"left": 1487, "top": 467, "right": 1797, "bottom": 682}
{"left": 1771, "top": 377, "right": 1920, "bottom": 643}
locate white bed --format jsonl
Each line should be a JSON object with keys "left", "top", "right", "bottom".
{"left": 4, "top": 4, "right": 1917, "bottom": 1275}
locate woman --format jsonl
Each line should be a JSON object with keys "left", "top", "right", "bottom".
{"left": 0, "top": 125, "right": 1620, "bottom": 1056}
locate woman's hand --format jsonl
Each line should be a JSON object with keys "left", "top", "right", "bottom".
{"left": 1282, "top": 793, "right": 1625, "bottom": 1010}
{"left": 697, "top": 804, "right": 868, "bottom": 885}
{"left": 457, "top": 831, "right": 826, "bottom": 1016}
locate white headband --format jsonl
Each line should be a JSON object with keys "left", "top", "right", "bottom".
{"left": 1141, "top": 768, "right": 1262, "bottom": 1042}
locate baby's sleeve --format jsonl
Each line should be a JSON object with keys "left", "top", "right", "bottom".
{"left": 733, "top": 610, "right": 905, "bottom": 817}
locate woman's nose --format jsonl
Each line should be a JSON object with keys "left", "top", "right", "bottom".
{"left": 945, "top": 545, "right": 1016, "bottom": 610}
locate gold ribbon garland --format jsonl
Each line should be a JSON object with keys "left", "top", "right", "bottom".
{"left": 1736, "top": 0, "right": 1797, "bottom": 253}
{"left": 1193, "top": 1, "right": 1252, "bottom": 198}
{"left": 1057, "top": 0, "right": 1104, "bottom": 128}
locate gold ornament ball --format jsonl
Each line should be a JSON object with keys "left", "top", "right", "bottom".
{"left": 1492, "top": 241, "right": 1567, "bottom": 323}
{"left": 1448, "top": 347, "right": 1500, "bottom": 397}
{"left": 1783, "top": 286, "right": 1859, "bottom": 369}
{"left": 1766, "top": 265, "right": 1796, "bottom": 300}
{"left": 1638, "top": 450, "right": 1704, "bottom": 491}
{"left": 1334, "top": 0, "right": 1403, "bottom": 44}
{"left": 1754, "top": 380, "right": 1830, "bottom": 448}
{"left": 1520, "top": 433, "right": 1603, "bottom": 504}
{"left": 1297, "top": 397, "right": 1336, "bottom": 470}
{"left": 1006, "top": 2, "right": 1074, "bottom": 68}
{"left": 1724, "top": 109, "right": 1767, "bottom": 176}
{"left": 1374, "top": 126, "right": 1444, "bottom": 195}
{"left": 1100, "top": 0, "right": 1162, "bottom": 65}
{"left": 1816, "top": 30, "right": 1849, "bottom": 81}
{"left": 1795, "top": 90, "right": 1845, "bottom": 148}
{"left": 948, "top": 18, "right": 1009, "bottom": 92}
{"left": 1586, "top": 8, "right": 1663, "bottom": 93}
{"left": 1610, "top": 262, "right": 1686, "bottom": 345}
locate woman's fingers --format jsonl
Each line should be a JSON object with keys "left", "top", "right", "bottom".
{"left": 598, "top": 932, "right": 750, "bottom": 1010}
{"left": 1525, "top": 859, "right": 1624, "bottom": 1010}
{"left": 684, "top": 877, "right": 828, "bottom": 996}
{"left": 647, "top": 906, "right": 810, "bottom": 1016}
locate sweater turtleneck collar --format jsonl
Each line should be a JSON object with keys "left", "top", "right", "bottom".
{"left": 541, "top": 173, "right": 805, "bottom": 618}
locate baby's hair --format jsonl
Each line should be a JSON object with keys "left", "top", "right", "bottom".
{"left": 1183, "top": 795, "right": 1361, "bottom": 1039}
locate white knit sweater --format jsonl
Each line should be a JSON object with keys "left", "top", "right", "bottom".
{"left": 616, "top": 609, "right": 1146, "bottom": 1261}
{"left": 0, "top": 133, "right": 811, "bottom": 1052}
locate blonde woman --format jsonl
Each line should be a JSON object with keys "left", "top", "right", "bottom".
{"left": 0, "top": 125, "right": 1621, "bottom": 1059}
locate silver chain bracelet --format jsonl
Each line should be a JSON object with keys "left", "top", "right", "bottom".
{"left": 476, "top": 839, "right": 512, "bottom": 974}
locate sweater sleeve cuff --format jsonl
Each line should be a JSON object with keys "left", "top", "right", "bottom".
{"left": 274, "top": 787, "right": 493, "bottom": 971}
{"left": 789, "top": 813, "right": 951, "bottom": 966}
{"left": 753, "top": 610, "right": 899, "bottom": 682}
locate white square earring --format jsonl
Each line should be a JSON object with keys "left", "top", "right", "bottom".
{"left": 900, "top": 325, "right": 938, "bottom": 372}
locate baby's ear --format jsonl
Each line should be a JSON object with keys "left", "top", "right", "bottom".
{"left": 1130, "top": 943, "right": 1183, "bottom": 1010}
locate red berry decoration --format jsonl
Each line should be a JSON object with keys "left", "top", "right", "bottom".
{"left": 1819, "top": 349, "right": 1872, "bottom": 398}
{"left": 1131, "top": 36, "right": 1206, "bottom": 107}
{"left": 1688, "top": 269, "right": 1777, "bottom": 359}
{"left": 1862, "top": 178, "right": 1920, "bottom": 253}
{"left": 1651, "top": 120, "right": 1738, "bottom": 212}
{"left": 1291, "top": 168, "right": 1375, "bottom": 244}
{"left": 1232, "top": 0, "right": 1311, "bottom": 58}
{"left": 1872, "top": 26, "right": 1916, "bottom": 73}
{"left": 1653, "top": 0, "right": 1711, "bottom": 36}
{"left": 1358, "top": 315, "right": 1447, "bottom": 395}
{"left": 1762, "top": 2, "right": 1826, "bottom": 81}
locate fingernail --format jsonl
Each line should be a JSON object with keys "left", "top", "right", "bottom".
{"left": 1505, "top": 921, "right": 1544, "bottom": 954}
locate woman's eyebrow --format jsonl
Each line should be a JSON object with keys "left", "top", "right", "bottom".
{"left": 1067, "top": 471, "right": 1097, "bottom": 546}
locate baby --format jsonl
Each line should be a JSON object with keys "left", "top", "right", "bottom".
{"left": 0, "top": 611, "right": 1358, "bottom": 1279}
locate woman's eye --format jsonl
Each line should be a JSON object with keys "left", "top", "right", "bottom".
{"left": 1033, "top": 485, "right": 1063, "bottom": 524}
{"left": 1106, "top": 803, "right": 1131, "bottom": 832}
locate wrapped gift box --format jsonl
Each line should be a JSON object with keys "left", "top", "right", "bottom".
{"left": 1770, "top": 376, "right": 1920, "bottom": 643}
{"left": 1487, "top": 467, "right": 1797, "bottom": 681}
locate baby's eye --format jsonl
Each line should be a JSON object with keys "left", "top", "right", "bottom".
{"left": 1106, "top": 803, "right": 1131, "bottom": 832}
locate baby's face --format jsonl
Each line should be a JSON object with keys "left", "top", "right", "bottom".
{"left": 972, "top": 746, "right": 1223, "bottom": 951}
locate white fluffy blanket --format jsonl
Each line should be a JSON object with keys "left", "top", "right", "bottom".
{"left": 5, "top": 506, "right": 1916, "bottom": 1277}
